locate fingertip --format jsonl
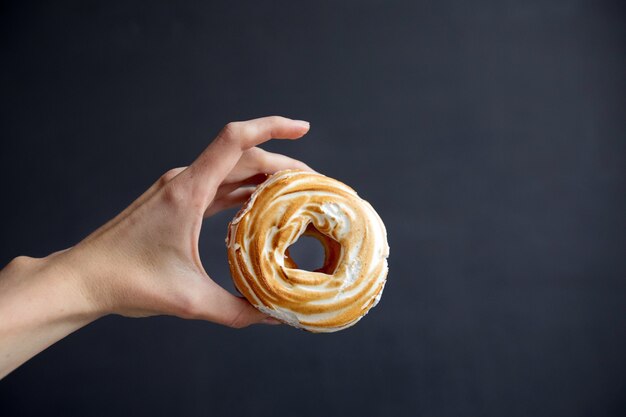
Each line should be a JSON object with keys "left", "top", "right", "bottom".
{"left": 288, "top": 119, "right": 310, "bottom": 139}
{"left": 292, "top": 120, "right": 310, "bottom": 130}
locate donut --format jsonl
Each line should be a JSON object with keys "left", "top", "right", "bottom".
{"left": 226, "top": 169, "right": 389, "bottom": 332}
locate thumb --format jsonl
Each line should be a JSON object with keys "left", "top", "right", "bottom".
{"left": 195, "top": 280, "right": 280, "bottom": 328}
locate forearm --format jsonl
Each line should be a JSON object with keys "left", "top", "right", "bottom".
{"left": 0, "top": 253, "right": 99, "bottom": 379}
{"left": 0, "top": 117, "right": 307, "bottom": 378}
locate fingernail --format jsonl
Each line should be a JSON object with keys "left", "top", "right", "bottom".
{"left": 293, "top": 120, "right": 310, "bottom": 129}
{"left": 261, "top": 317, "right": 282, "bottom": 325}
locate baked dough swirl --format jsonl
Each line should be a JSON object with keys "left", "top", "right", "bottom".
{"left": 226, "top": 170, "right": 389, "bottom": 332}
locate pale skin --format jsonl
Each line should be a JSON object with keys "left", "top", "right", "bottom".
{"left": 0, "top": 116, "right": 312, "bottom": 379}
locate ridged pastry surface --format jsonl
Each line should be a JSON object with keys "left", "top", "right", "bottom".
{"left": 226, "top": 170, "right": 389, "bottom": 332}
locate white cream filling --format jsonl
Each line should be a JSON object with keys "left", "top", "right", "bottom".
{"left": 228, "top": 170, "right": 390, "bottom": 332}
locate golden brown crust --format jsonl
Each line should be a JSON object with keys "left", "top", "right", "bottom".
{"left": 226, "top": 170, "right": 389, "bottom": 332}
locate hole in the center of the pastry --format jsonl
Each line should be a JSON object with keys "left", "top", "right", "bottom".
{"left": 284, "top": 224, "right": 342, "bottom": 274}
{"left": 286, "top": 235, "right": 326, "bottom": 272}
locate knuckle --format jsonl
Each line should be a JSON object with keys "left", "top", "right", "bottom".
{"left": 247, "top": 147, "right": 268, "bottom": 168}
{"left": 158, "top": 168, "right": 182, "bottom": 187}
{"left": 237, "top": 123, "right": 257, "bottom": 145}
{"left": 228, "top": 318, "right": 248, "bottom": 329}
{"left": 158, "top": 169, "right": 207, "bottom": 216}
{"left": 7, "top": 255, "right": 36, "bottom": 271}
{"left": 218, "top": 119, "right": 267, "bottom": 150}
{"left": 266, "top": 115, "right": 283, "bottom": 125}
{"left": 226, "top": 305, "right": 250, "bottom": 329}
{"left": 219, "top": 122, "right": 240, "bottom": 143}
{"left": 160, "top": 181, "right": 188, "bottom": 208}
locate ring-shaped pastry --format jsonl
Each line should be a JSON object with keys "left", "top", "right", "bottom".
{"left": 226, "top": 170, "right": 389, "bottom": 332}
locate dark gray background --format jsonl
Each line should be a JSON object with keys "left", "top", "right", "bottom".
{"left": 1, "top": 1, "right": 624, "bottom": 416}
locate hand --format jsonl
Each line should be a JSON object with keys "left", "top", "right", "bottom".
{"left": 65, "top": 116, "right": 312, "bottom": 326}
{"left": 0, "top": 115, "right": 312, "bottom": 378}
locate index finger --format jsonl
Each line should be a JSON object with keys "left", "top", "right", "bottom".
{"left": 187, "top": 116, "right": 310, "bottom": 194}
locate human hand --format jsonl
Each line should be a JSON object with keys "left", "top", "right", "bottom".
{"left": 59, "top": 116, "right": 312, "bottom": 327}
{"left": 1, "top": 115, "right": 313, "bottom": 378}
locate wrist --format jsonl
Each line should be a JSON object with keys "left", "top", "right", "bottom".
{"left": 41, "top": 248, "right": 110, "bottom": 322}
{"left": 0, "top": 252, "right": 102, "bottom": 378}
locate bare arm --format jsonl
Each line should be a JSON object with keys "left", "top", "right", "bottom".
{"left": 0, "top": 116, "right": 311, "bottom": 379}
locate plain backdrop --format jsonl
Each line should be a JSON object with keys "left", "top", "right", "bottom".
{"left": 1, "top": 1, "right": 625, "bottom": 416}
